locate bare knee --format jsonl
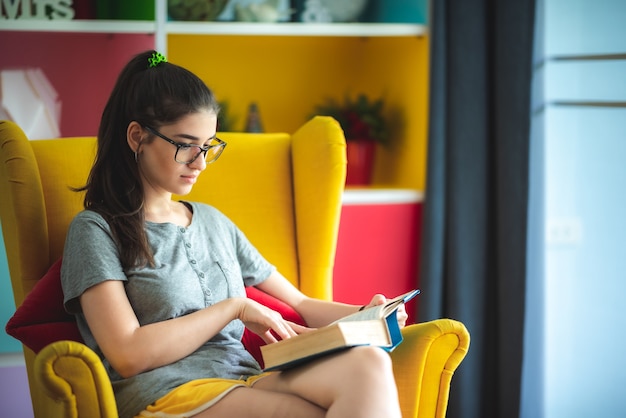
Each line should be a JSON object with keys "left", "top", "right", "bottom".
{"left": 345, "top": 346, "right": 394, "bottom": 373}
{"left": 255, "top": 347, "right": 401, "bottom": 417}
{"left": 326, "top": 347, "right": 401, "bottom": 417}
{"left": 336, "top": 346, "right": 397, "bottom": 392}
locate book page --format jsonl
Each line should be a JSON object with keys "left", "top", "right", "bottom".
{"left": 333, "top": 289, "right": 420, "bottom": 324}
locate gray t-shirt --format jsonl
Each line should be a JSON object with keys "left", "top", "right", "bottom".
{"left": 61, "top": 201, "right": 275, "bottom": 418}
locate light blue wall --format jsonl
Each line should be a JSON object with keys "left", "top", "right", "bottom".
{"left": 535, "top": 0, "right": 626, "bottom": 417}
{"left": 1, "top": 223, "right": 21, "bottom": 353}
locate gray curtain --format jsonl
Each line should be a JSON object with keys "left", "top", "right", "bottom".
{"left": 418, "top": 1, "right": 536, "bottom": 418}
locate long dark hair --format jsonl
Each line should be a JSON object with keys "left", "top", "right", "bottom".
{"left": 79, "top": 50, "right": 220, "bottom": 270}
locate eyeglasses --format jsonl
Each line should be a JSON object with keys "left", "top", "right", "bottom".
{"left": 144, "top": 125, "right": 227, "bottom": 164}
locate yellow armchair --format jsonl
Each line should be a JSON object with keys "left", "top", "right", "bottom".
{"left": 1, "top": 117, "right": 469, "bottom": 418}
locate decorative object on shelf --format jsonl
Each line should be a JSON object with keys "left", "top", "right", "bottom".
{"left": 319, "top": 0, "right": 368, "bottom": 22}
{"left": 313, "top": 94, "right": 388, "bottom": 144}
{"left": 217, "top": 101, "right": 238, "bottom": 132}
{"left": 97, "top": 0, "right": 154, "bottom": 20}
{"left": 0, "top": 69, "right": 61, "bottom": 140}
{"left": 313, "top": 94, "right": 388, "bottom": 185}
{"left": 344, "top": 140, "right": 377, "bottom": 185}
{"left": 369, "top": 1, "right": 426, "bottom": 24}
{"left": 245, "top": 102, "right": 264, "bottom": 133}
{"left": 218, "top": 0, "right": 291, "bottom": 22}
{"left": 168, "top": 0, "right": 228, "bottom": 21}
{"left": 234, "top": 0, "right": 291, "bottom": 22}
{"left": 300, "top": 0, "right": 331, "bottom": 23}
{"left": 3, "top": 0, "right": 75, "bottom": 20}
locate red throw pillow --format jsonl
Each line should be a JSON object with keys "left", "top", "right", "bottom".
{"left": 243, "top": 287, "right": 307, "bottom": 367}
{"left": 5, "top": 258, "right": 83, "bottom": 353}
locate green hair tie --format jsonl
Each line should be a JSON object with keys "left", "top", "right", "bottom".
{"left": 148, "top": 52, "right": 167, "bottom": 68}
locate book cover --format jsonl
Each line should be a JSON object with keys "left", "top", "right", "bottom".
{"left": 261, "top": 289, "right": 420, "bottom": 371}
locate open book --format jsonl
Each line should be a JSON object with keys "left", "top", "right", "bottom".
{"left": 261, "top": 289, "right": 420, "bottom": 371}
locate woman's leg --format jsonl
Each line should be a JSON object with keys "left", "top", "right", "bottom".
{"left": 253, "top": 346, "right": 402, "bottom": 418}
{"left": 193, "top": 387, "right": 326, "bottom": 418}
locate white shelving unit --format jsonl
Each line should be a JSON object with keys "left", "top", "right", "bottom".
{"left": 0, "top": 0, "right": 426, "bottom": 53}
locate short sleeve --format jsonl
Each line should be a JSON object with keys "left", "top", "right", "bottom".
{"left": 61, "top": 210, "right": 127, "bottom": 314}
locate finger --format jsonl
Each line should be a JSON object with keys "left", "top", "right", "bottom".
{"left": 261, "top": 329, "right": 278, "bottom": 344}
{"left": 397, "top": 308, "right": 409, "bottom": 327}
{"left": 287, "top": 322, "right": 315, "bottom": 335}
{"left": 260, "top": 309, "right": 292, "bottom": 339}
{"left": 369, "top": 293, "right": 387, "bottom": 306}
{"left": 285, "top": 322, "right": 300, "bottom": 337}
{"left": 270, "top": 319, "right": 297, "bottom": 340}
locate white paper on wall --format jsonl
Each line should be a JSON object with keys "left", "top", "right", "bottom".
{"left": 0, "top": 68, "right": 62, "bottom": 140}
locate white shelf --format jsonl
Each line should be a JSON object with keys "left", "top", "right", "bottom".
{"left": 0, "top": 19, "right": 156, "bottom": 33}
{"left": 0, "top": 19, "right": 426, "bottom": 37}
{"left": 342, "top": 188, "right": 424, "bottom": 206}
{"left": 166, "top": 22, "right": 427, "bottom": 37}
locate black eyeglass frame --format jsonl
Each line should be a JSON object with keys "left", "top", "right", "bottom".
{"left": 144, "top": 125, "right": 227, "bottom": 164}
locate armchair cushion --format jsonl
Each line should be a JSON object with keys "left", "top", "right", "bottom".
{"left": 5, "top": 258, "right": 305, "bottom": 366}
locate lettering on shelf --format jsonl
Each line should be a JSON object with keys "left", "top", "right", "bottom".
{"left": 1, "top": 0, "right": 75, "bottom": 20}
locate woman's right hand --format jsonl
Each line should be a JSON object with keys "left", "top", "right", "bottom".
{"left": 237, "top": 298, "right": 312, "bottom": 344}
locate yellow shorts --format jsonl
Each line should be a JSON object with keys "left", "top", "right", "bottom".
{"left": 134, "top": 373, "right": 273, "bottom": 418}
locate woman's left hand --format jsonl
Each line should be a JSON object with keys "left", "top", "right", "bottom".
{"left": 362, "top": 294, "right": 409, "bottom": 328}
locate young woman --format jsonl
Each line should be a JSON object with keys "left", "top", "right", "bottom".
{"left": 61, "top": 50, "right": 405, "bottom": 418}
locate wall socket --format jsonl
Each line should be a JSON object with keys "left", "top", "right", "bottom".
{"left": 546, "top": 217, "right": 583, "bottom": 245}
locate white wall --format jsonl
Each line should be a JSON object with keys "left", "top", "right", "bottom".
{"left": 532, "top": 0, "right": 626, "bottom": 416}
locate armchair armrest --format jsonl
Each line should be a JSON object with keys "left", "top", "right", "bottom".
{"left": 32, "top": 321, "right": 468, "bottom": 418}
{"left": 34, "top": 340, "right": 118, "bottom": 418}
{"left": 391, "top": 319, "right": 470, "bottom": 418}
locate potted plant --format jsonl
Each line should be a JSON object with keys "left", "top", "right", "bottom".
{"left": 312, "top": 94, "right": 388, "bottom": 185}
